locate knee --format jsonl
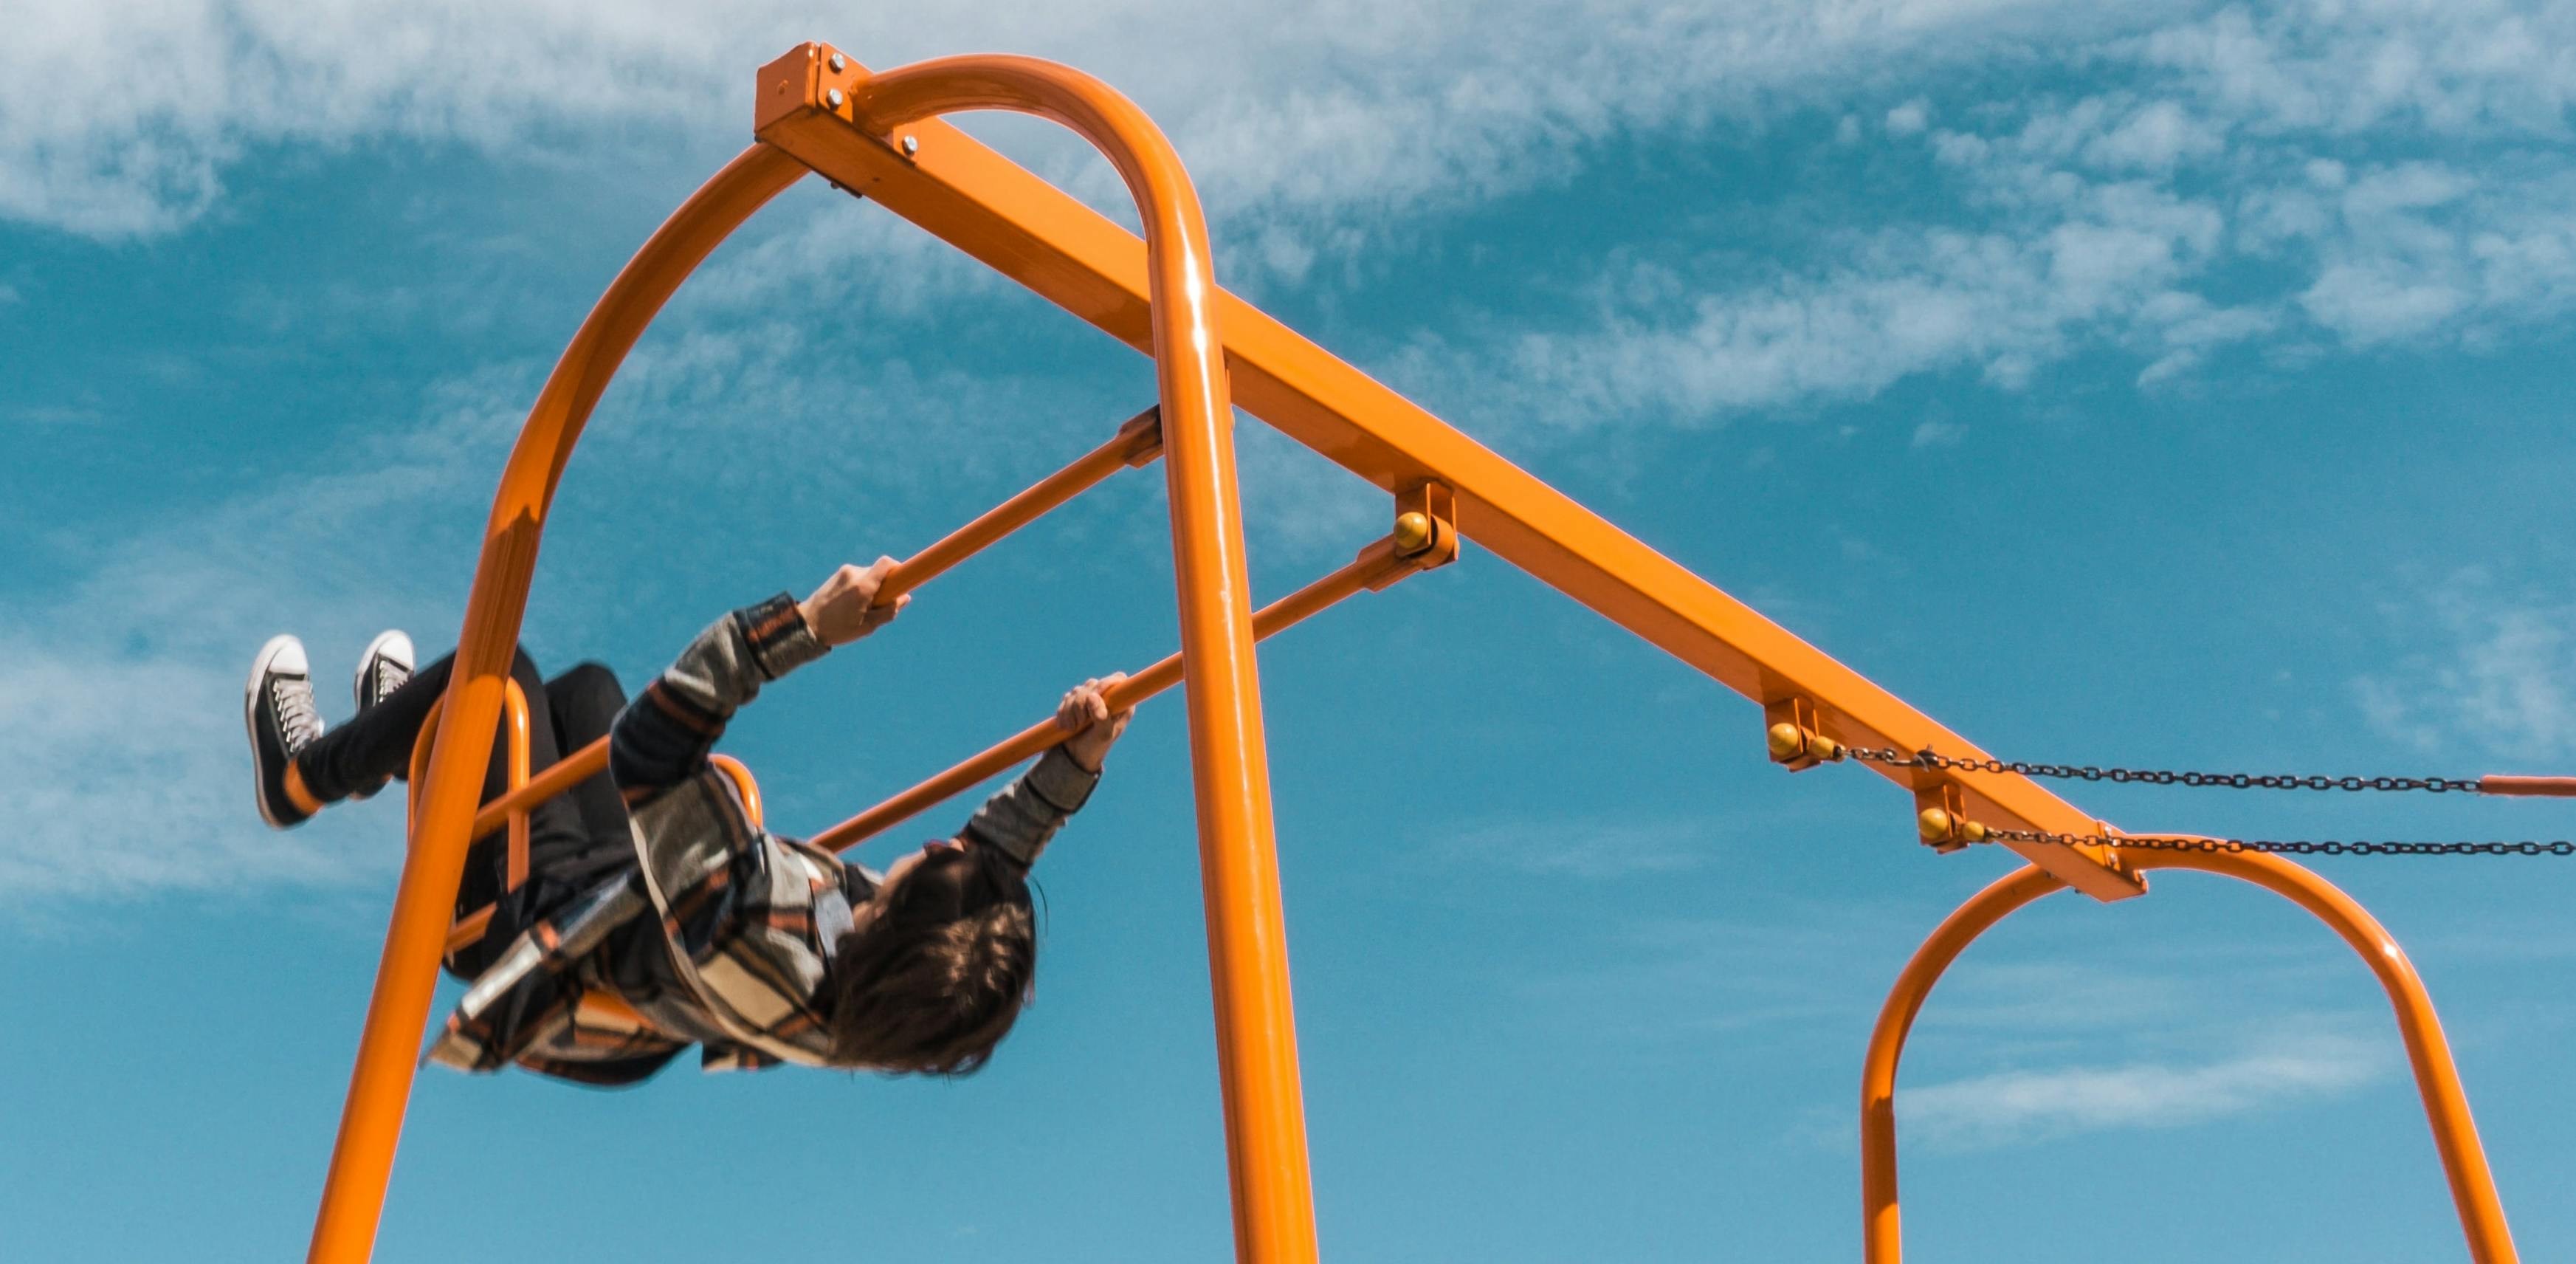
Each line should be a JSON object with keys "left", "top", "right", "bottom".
{"left": 552, "top": 660, "right": 625, "bottom": 706}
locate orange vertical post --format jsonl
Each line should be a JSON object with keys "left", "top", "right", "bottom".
{"left": 834, "top": 52, "right": 1319, "bottom": 1264}
{"left": 1860, "top": 851, "right": 2518, "bottom": 1263}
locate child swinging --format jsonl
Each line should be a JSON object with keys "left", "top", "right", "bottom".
{"left": 244, "top": 558, "right": 1131, "bottom": 1085}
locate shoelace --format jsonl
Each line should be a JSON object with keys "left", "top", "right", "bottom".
{"left": 272, "top": 676, "right": 324, "bottom": 750}
{"left": 371, "top": 663, "right": 410, "bottom": 708}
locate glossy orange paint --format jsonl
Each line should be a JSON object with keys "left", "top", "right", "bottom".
{"left": 816, "top": 534, "right": 1424, "bottom": 853}
{"left": 1861, "top": 851, "right": 2517, "bottom": 1263}
{"left": 303, "top": 27, "right": 2532, "bottom": 1260}
{"left": 878, "top": 406, "right": 1163, "bottom": 605}
{"left": 404, "top": 685, "right": 534, "bottom": 960}
{"left": 711, "top": 754, "right": 764, "bottom": 828}
{"left": 823, "top": 51, "right": 1320, "bottom": 1264}
{"left": 305, "top": 143, "right": 810, "bottom": 1264}
{"left": 751, "top": 51, "right": 2143, "bottom": 903}
{"left": 314, "top": 45, "right": 1330, "bottom": 1263}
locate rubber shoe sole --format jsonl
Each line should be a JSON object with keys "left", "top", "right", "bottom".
{"left": 246, "top": 634, "right": 318, "bottom": 828}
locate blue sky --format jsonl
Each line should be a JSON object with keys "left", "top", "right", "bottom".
{"left": 5, "top": 1, "right": 2575, "bottom": 1260}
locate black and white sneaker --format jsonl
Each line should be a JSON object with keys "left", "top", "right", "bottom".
{"left": 246, "top": 634, "right": 326, "bottom": 828}
{"left": 346, "top": 631, "right": 414, "bottom": 800}
{"left": 354, "top": 630, "right": 414, "bottom": 713}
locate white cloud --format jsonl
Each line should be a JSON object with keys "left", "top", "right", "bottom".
{"left": 0, "top": 369, "right": 530, "bottom": 901}
{"left": 1409, "top": 0, "right": 2576, "bottom": 429}
{"left": 1899, "top": 1028, "right": 2387, "bottom": 1150}
{"left": 1465, "top": 176, "right": 2228, "bottom": 428}
{"left": 2355, "top": 569, "right": 2576, "bottom": 759}
{"left": 0, "top": 0, "right": 2153, "bottom": 244}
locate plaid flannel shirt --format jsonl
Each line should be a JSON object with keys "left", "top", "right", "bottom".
{"left": 426, "top": 592, "right": 1100, "bottom": 1085}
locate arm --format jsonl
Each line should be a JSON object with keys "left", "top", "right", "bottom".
{"left": 612, "top": 560, "right": 912, "bottom": 1068}
{"left": 610, "top": 559, "right": 906, "bottom": 804}
{"left": 960, "top": 674, "right": 1133, "bottom": 868}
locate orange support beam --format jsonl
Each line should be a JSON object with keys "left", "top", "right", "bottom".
{"left": 831, "top": 54, "right": 1320, "bottom": 1264}
{"left": 310, "top": 45, "right": 1329, "bottom": 1264}
{"left": 305, "top": 142, "right": 810, "bottom": 1264}
{"left": 750, "top": 48, "right": 2143, "bottom": 903}
{"left": 1860, "top": 851, "right": 2517, "bottom": 1263}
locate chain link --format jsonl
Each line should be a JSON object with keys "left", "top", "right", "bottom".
{"left": 1842, "top": 746, "right": 2484, "bottom": 793}
{"left": 1982, "top": 828, "right": 2576, "bottom": 858}
{"left": 1832, "top": 747, "right": 2571, "bottom": 856}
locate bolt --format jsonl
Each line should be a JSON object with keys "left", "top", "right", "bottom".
{"left": 901, "top": 134, "right": 920, "bottom": 157}
{"left": 1917, "top": 807, "right": 1986, "bottom": 844}
{"left": 1767, "top": 723, "right": 1805, "bottom": 761}
{"left": 828, "top": 52, "right": 847, "bottom": 73}
{"left": 824, "top": 88, "right": 845, "bottom": 109}
{"left": 1393, "top": 511, "right": 1434, "bottom": 554}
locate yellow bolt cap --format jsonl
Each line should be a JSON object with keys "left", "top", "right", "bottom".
{"left": 1393, "top": 511, "right": 1434, "bottom": 553}
{"left": 1767, "top": 723, "right": 1805, "bottom": 760}
{"left": 1918, "top": 807, "right": 1954, "bottom": 842}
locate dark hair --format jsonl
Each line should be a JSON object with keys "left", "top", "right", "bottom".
{"left": 826, "top": 842, "right": 1036, "bottom": 1076}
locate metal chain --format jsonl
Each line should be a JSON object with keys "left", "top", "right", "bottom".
{"left": 1831, "top": 746, "right": 2572, "bottom": 856}
{"left": 1981, "top": 828, "right": 2576, "bottom": 858}
{"left": 1844, "top": 746, "right": 2483, "bottom": 794}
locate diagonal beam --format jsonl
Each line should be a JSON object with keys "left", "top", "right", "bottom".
{"left": 754, "top": 46, "right": 2143, "bottom": 902}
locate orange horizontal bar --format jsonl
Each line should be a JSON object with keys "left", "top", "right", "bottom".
{"left": 441, "top": 907, "right": 493, "bottom": 957}
{"left": 877, "top": 406, "right": 1160, "bottom": 604}
{"left": 814, "top": 536, "right": 1416, "bottom": 853}
{"left": 2479, "top": 775, "right": 2576, "bottom": 798}
{"left": 468, "top": 738, "right": 608, "bottom": 840}
{"left": 757, "top": 83, "right": 2143, "bottom": 901}
{"left": 442, "top": 413, "right": 1157, "bottom": 836}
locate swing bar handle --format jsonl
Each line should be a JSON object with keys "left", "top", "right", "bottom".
{"left": 816, "top": 532, "right": 1430, "bottom": 853}
{"left": 446, "top": 405, "right": 1161, "bottom": 838}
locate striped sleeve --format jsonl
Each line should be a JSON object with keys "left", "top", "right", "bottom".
{"left": 610, "top": 593, "right": 828, "bottom": 805}
{"left": 960, "top": 746, "right": 1101, "bottom": 869}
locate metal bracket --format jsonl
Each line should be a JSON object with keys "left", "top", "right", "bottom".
{"left": 1376, "top": 481, "right": 1459, "bottom": 589}
{"left": 1763, "top": 696, "right": 1845, "bottom": 772}
{"left": 1913, "top": 783, "right": 1985, "bottom": 853}
{"left": 1119, "top": 405, "right": 1165, "bottom": 467}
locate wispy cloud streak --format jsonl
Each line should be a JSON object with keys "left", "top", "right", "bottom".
{"left": 1898, "top": 1028, "right": 2388, "bottom": 1150}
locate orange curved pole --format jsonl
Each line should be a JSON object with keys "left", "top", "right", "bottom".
{"left": 709, "top": 754, "right": 763, "bottom": 828}
{"left": 315, "top": 49, "right": 1315, "bottom": 1263}
{"left": 1860, "top": 852, "right": 2518, "bottom": 1263}
{"left": 839, "top": 55, "right": 1317, "bottom": 1264}
{"left": 306, "top": 142, "right": 807, "bottom": 1264}
{"left": 1859, "top": 865, "right": 2063, "bottom": 1262}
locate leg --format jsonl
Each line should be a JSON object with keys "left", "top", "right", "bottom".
{"left": 292, "top": 650, "right": 464, "bottom": 803}
{"left": 295, "top": 647, "right": 594, "bottom": 896}
{"left": 534, "top": 661, "right": 633, "bottom": 882}
{"left": 295, "top": 650, "right": 567, "bottom": 805}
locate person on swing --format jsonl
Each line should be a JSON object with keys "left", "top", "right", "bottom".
{"left": 241, "top": 558, "right": 1132, "bottom": 1085}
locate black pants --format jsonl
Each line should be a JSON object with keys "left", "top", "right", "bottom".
{"left": 295, "top": 648, "right": 634, "bottom": 938}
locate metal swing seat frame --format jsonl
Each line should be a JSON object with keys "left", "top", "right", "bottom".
{"left": 301, "top": 41, "right": 2525, "bottom": 1264}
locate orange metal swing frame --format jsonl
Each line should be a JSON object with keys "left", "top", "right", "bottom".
{"left": 303, "top": 41, "right": 2519, "bottom": 1263}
